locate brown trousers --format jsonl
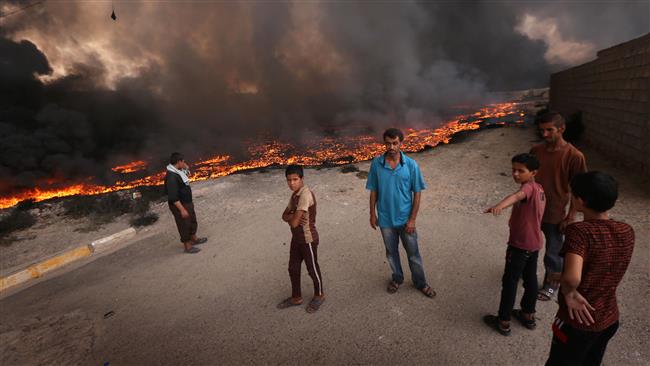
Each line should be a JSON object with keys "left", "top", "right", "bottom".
{"left": 169, "top": 202, "right": 197, "bottom": 243}
{"left": 288, "top": 241, "right": 323, "bottom": 298}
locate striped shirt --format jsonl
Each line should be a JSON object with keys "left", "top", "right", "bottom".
{"left": 557, "top": 219, "right": 635, "bottom": 331}
{"left": 287, "top": 186, "right": 318, "bottom": 245}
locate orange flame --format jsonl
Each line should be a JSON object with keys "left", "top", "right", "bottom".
{"left": 0, "top": 102, "right": 523, "bottom": 209}
{"left": 111, "top": 160, "right": 147, "bottom": 174}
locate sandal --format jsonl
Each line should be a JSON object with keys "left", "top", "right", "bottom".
{"left": 276, "top": 297, "right": 302, "bottom": 309}
{"left": 512, "top": 309, "right": 537, "bottom": 330}
{"left": 193, "top": 237, "right": 208, "bottom": 245}
{"left": 184, "top": 247, "right": 201, "bottom": 254}
{"left": 483, "top": 315, "right": 511, "bottom": 336}
{"left": 387, "top": 281, "right": 401, "bottom": 294}
{"left": 537, "top": 286, "right": 557, "bottom": 301}
{"left": 420, "top": 285, "right": 436, "bottom": 298}
{"left": 306, "top": 296, "right": 325, "bottom": 313}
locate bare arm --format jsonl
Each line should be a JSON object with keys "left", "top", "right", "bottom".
{"left": 173, "top": 201, "right": 189, "bottom": 218}
{"left": 282, "top": 206, "right": 293, "bottom": 222}
{"left": 562, "top": 154, "right": 588, "bottom": 231}
{"left": 369, "top": 191, "right": 378, "bottom": 230}
{"left": 562, "top": 204, "right": 578, "bottom": 232}
{"left": 484, "top": 190, "right": 527, "bottom": 216}
{"left": 409, "top": 191, "right": 421, "bottom": 222}
{"left": 404, "top": 192, "right": 421, "bottom": 233}
{"left": 288, "top": 210, "right": 306, "bottom": 229}
{"left": 561, "top": 253, "right": 595, "bottom": 325}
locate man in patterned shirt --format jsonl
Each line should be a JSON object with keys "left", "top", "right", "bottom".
{"left": 546, "top": 171, "right": 635, "bottom": 366}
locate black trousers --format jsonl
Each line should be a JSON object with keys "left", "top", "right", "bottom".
{"left": 498, "top": 246, "right": 539, "bottom": 321}
{"left": 546, "top": 320, "right": 619, "bottom": 366}
{"left": 169, "top": 202, "right": 197, "bottom": 243}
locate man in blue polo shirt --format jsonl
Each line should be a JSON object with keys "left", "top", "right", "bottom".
{"left": 366, "top": 128, "right": 436, "bottom": 298}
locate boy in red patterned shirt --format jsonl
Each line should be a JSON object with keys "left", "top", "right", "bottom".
{"left": 546, "top": 171, "right": 635, "bottom": 366}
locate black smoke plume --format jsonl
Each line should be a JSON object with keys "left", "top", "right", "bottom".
{"left": 0, "top": 1, "right": 648, "bottom": 195}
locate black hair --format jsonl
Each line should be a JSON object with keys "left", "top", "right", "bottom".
{"left": 570, "top": 171, "right": 618, "bottom": 212}
{"left": 169, "top": 152, "right": 184, "bottom": 165}
{"left": 383, "top": 128, "right": 404, "bottom": 142}
{"left": 511, "top": 153, "right": 540, "bottom": 171}
{"left": 537, "top": 111, "right": 565, "bottom": 128}
{"left": 285, "top": 164, "right": 304, "bottom": 178}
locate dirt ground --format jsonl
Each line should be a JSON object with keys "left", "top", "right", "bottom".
{"left": 1, "top": 124, "right": 648, "bottom": 365}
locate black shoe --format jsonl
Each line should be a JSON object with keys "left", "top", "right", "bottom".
{"left": 483, "top": 315, "right": 511, "bottom": 336}
{"left": 512, "top": 309, "right": 537, "bottom": 330}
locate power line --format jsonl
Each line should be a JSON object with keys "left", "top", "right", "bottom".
{"left": 0, "top": 1, "right": 45, "bottom": 19}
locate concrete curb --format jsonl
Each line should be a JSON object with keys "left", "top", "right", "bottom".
{"left": 0, "top": 227, "right": 137, "bottom": 293}
{"left": 89, "top": 227, "right": 136, "bottom": 253}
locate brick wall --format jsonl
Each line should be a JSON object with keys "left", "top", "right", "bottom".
{"left": 550, "top": 33, "right": 650, "bottom": 179}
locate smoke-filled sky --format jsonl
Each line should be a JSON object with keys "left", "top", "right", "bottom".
{"left": 1, "top": 1, "right": 648, "bottom": 193}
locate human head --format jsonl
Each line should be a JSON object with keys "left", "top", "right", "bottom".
{"left": 570, "top": 171, "right": 618, "bottom": 213}
{"left": 511, "top": 153, "right": 539, "bottom": 184}
{"left": 169, "top": 152, "right": 187, "bottom": 169}
{"left": 383, "top": 128, "right": 404, "bottom": 157}
{"left": 537, "top": 111, "right": 566, "bottom": 145}
{"left": 285, "top": 165, "right": 304, "bottom": 192}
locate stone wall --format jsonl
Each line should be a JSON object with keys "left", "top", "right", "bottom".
{"left": 550, "top": 33, "right": 650, "bottom": 179}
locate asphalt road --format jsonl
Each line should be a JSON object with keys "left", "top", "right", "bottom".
{"left": 1, "top": 126, "right": 648, "bottom": 365}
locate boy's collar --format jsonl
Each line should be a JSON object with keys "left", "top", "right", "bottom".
{"left": 293, "top": 185, "right": 306, "bottom": 195}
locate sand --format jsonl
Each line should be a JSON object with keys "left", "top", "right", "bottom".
{"left": 0, "top": 123, "right": 648, "bottom": 365}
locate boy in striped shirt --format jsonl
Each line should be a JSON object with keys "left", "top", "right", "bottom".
{"left": 546, "top": 171, "right": 634, "bottom": 366}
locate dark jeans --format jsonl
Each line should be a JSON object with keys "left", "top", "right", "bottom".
{"left": 542, "top": 223, "right": 564, "bottom": 276}
{"left": 380, "top": 226, "right": 428, "bottom": 289}
{"left": 169, "top": 201, "right": 197, "bottom": 243}
{"left": 498, "top": 246, "right": 539, "bottom": 322}
{"left": 546, "top": 319, "right": 619, "bottom": 366}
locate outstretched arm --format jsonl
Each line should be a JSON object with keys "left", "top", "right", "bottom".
{"left": 484, "top": 190, "right": 526, "bottom": 216}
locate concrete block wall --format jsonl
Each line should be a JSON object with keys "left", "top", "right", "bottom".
{"left": 550, "top": 33, "right": 650, "bottom": 179}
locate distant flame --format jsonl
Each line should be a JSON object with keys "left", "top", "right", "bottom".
{"left": 0, "top": 102, "right": 524, "bottom": 210}
{"left": 111, "top": 160, "right": 148, "bottom": 174}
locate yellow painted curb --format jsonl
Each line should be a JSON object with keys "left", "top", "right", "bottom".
{"left": 0, "top": 245, "right": 92, "bottom": 293}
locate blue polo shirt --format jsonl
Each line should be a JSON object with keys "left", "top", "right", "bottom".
{"left": 366, "top": 152, "right": 426, "bottom": 228}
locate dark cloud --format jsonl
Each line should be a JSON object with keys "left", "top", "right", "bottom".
{"left": 0, "top": 36, "right": 161, "bottom": 194}
{"left": 0, "top": 1, "right": 647, "bottom": 194}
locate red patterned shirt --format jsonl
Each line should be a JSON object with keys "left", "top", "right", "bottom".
{"left": 557, "top": 219, "right": 635, "bottom": 331}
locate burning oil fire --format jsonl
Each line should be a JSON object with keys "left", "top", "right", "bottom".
{"left": 111, "top": 160, "right": 148, "bottom": 174}
{"left": 0, "top": 102, "right": 525, "bottom": 209}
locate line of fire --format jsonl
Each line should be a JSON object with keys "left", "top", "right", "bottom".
{"left": 0, "top": 101, "right": 528, "bottom": 210}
